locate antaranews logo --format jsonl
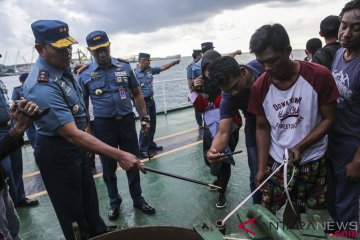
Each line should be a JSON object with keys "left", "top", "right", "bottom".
{"left": 237, "top": 217, "right": 256, "bottom": 236}
{"left": 221, "top": 218, "right": 257, "bottom": 240}
{"left": 223, "top": 218, "right": 256, "bottom": 240}
{"left": 229, "top": 218, "right": 359, "bottom": 239}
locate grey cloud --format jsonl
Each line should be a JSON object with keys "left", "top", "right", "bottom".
{"left": 19, "top": 0, "right": 302, "bottom": 36}
{"left": 1, "top": 0, "right": 303, "bottom": 63}
{"left": 0, "top": 9, "right": 16, "bottom": 47}
{"left": 71, "top": 0, "right": 302, "bottom": 34}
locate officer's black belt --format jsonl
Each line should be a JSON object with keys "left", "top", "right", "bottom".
{"left": 95, "top": 113, "right": 132, "bottom": 121}
{"left": 144, "top": 96, "right": 153, "bottom": 101}
{"left": 0, "top": 119, "right": 11, "bottom": 128}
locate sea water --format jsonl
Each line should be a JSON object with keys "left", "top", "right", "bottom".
{"left": 1, "top": 50, "right": 306, "bottom": 113}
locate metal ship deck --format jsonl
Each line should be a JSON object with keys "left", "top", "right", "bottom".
{"left": 18, "top": 107, "right": 254, "bottom": 239}
{"left": 17, "top": 107, "right": 343, "bottom": 240}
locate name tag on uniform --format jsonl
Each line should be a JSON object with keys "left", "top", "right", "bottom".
{"left": 91, "top": 77, "right": 100, "bottom": 81}
{"left": 115, "top": 71, "right": 127, "bottom": 77}
{"left": 119, "top": 87, "right": 126, "bottom": 99}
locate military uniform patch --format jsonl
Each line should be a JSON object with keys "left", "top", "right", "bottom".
{"left": 146, "top": 71, "right": 152, "bottom": 78}
{"left": 37, "top": 70, "right": 49, "bottom": 83}
{"left": 77, "top": 64, "right": 89, "bottom": 74}
{"left": 64, "top": 86, "right": 72, "bottom": 94}
{"left": 116, "top": 76, "right": 122, "bottom": 83}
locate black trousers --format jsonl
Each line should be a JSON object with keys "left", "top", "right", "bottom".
{"left": 93, "top": 114, "right": 144, "bottom": 209}
{"left": 139, "top": 98, "right": 157, "bottom": 152}
{"left": 35, "top": 134, "right": 106, "bottom": 240}
{"left": 203, "top": 126, "right": 239, "bottom": 194}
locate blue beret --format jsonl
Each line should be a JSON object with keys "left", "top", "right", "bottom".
{"left": 31, "top": 20, "right": 78, "bottom": 49}
{"left": 241, "top": 59, "right": 264, "bottom": 78}
{"left": 19, "top": 73, "right": 29, "bottom": 82}
{"left": 201, "top": 42, "right": 214, "bottom": 52}
{"left": 86, "top": 31, "right": 110, "bottom": 51}
{"left": 139, "top": 53, "right": 150, "bottom": 59}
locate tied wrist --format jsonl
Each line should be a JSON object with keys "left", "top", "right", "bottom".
{"left": 141, "top": 115, "right": 150, "bottom": 123}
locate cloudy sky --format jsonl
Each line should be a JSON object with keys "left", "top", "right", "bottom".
{"left": 0, "top": 0, "right": 346, "bottom": 65}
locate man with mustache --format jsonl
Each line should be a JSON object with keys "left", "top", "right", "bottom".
{"left": 327, "top": 0, "right": 360, "bottom": 234}
{"left": 206, "top": 57, "right": 264, "bottom": 204}
{"left": 78, "top": 31, "right": 155, "bottom": 221}
{"left": 247, "top": 23, "right": 339, "bottom": 227}
{"left": 24, "top": 20, "right": 144, "bottom": 239}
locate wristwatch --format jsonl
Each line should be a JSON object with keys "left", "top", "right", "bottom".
{"left": 141, "top": 115, "right": 150, "bottom": 123}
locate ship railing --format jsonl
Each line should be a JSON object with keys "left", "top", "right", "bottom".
{"left": 133, "top": 77, "right": 192, "bottom": 116}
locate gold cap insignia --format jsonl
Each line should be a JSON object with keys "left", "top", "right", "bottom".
{"left": 59, "top": 27, "right": 68, "bottom": 32}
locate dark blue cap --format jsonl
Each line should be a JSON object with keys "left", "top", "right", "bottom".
{"left": 192, "top": 49, "right": 202, "bottom": 55}
{"left": 201, "top": 42, "right": 214, "bottom": 53}
{"left": 31, "top": 20, "right": 78, "bottom": 49}
{"left": 241, "top": 59, "right": 264, "bottom": 78}
{"left": 139, "top": 53, "right": 150, "bottom": 59}
{"left": 19, "top": 73, "right": 29, "bottom": 82}
{"left": 86, "top": 31, "right": 110, "bottom": 50}
{"left": 192, "top": 49, "right": 202, "bottom": 58}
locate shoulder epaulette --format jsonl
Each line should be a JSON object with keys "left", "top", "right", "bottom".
{"left": 117, "top": 58, "right": 129, "bottom": 64}
{"left": 77, "top": 64, "right": 89, "bottom": 74}
{"left": 37, "top": 70, "right": 49, "bottom": 83}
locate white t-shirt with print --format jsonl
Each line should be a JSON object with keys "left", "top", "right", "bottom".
{"left": 248, "top": 61, "right": 339, "bottom": 164}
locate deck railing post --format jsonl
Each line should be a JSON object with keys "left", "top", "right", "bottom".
{"left": 162, "top": 80, "right": 167, "bottom": 115}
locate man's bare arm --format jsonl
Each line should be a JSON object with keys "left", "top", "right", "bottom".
{"left": 290, "top": 102, "right": 337, "bottom": 161}
{"left": 254, "top": 115, "right": 271, "bottom": 186}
